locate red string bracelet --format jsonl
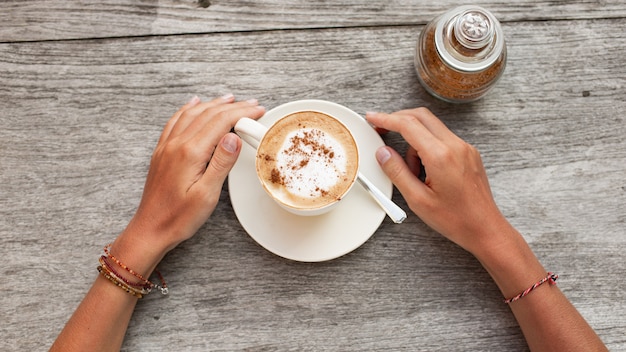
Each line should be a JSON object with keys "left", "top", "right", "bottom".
{"left": 103, "top": 243, "right": 169, "bottom": 295}
{"left": 504, "top": 272, "right": 559, "bottom": 304}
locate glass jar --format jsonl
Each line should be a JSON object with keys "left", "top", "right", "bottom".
{"left": 414, "top": 5, "right": 507, "bottom": 103}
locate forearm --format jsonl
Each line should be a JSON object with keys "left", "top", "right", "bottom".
{"left": 475, "top": 223, "right": 607, "bottom": 352}
{"left": 50, "top": 275, "right": 138, "bottom": 351}
{"left": 51, "top": 96, "right": 262, "bottom": 351}
{"left": 51, "top": 230, "right": 166, "bottom": 351}
{"left": 367, "top": 108, "right": 606, "bottom": 350}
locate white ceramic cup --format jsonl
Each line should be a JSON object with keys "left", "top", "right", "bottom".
{"left": 235, "top": 111, "right": 359, "bottom": 216}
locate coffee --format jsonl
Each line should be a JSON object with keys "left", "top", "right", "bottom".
{"left": 255, "top": 111, "right": 359, "bottom": 210}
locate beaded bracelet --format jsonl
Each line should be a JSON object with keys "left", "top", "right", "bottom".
{"left": 97, "top": 265, "right": 143, "bottom": 298}
{"left": 504, "top": 272, "right": 559, "bottom": 304}
{"left": 103, "top": 243, "right": 169, "bottom": 295}
{"left": 100, "top": 265, "right": 147, "bottom": 297}
{"left": 99, "top": 256, "right": 152, "bottom": 295}
{"left": 100, "top": 255, "right": 152, "bottom": 289}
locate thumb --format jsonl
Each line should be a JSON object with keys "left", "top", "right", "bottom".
{"left": 202, "top": 133, "right": 242, "bottom": 191}
{"left": 375, "top": 146, "right": 427, "bottom": 207}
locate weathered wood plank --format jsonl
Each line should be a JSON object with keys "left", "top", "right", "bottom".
{"left": 1, "top": 0, "right": 626, "bottom": 42}
{"left": 0, "top": 18, "right": 624, "bottom": 351}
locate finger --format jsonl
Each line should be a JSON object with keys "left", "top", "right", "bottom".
{"left": 198, "top": 133, "right": 242, "bottom": 198}
{"left": 375, "top": 146, "right": 429, "bottom": 207}
{"left": 168, "top": 94, "right": 236, "bottom": 140}
{"left": 405, "top": 146, "right": 427, "bottom": 183}
{"left": 188, "top": 103, "right": 266, "bottom": 158}
{"left": 182, "top": 99, "right": 264, "bottom": 140}
{"left": 158, "top": 96, "right": 201, "bottom": 145}
{"left": 179, "top": 93, "right": 238, "bottom": 123}
{"left": 366, "top": 111, "right": 442, "bottom": 156}
{"left": 388, "top": 107, "right": 456, "bottom": 141}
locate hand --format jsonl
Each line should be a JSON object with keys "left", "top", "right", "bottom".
{"left": 122, "top": 95, "right": 265, "bottom": 257}
{"left": 366, "top": 108, "right": 507, "bottom": 255}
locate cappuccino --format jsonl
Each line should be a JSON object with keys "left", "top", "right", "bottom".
{"left": 256, "top": 111, "right": 358, "bottom": 210}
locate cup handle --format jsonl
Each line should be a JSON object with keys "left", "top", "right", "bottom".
{"left": 234, "top": 117, "right": 268, "bottom": 149}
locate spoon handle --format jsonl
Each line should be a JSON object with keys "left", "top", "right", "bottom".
{"left": 357, "top": 172, "right": 406, "bottom": 224}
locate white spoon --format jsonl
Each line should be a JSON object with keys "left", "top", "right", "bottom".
{"left": 356, "top": 171, "right": 406, "bottom": 223}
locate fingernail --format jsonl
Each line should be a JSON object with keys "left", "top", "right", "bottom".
{"left": 221, "top": 93, "right": 235, "bottom": 101}
{"left": 376, "top": 147, "right": 392, "bottom": 165}
{"left": 246, "top": 98, "right": 258, "bottom": 105}
{"left": 188, "top": 96, "right": 200, "bottom": 105}
{"left": 366, "top": 111, "right": 379, "bottom": 118}
{"left": 221, "top": 133, "right": 239, "bottom": 154}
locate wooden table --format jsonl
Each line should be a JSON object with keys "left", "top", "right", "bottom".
{"left": 1, "top": 1, "right": 625, "bottom": 350}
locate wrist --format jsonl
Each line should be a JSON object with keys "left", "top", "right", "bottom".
{"left": 472, "top": 223, "right": 546, "bottom": 299}
{"left": 109, "top": 226, "right": 168, "bottom": 279}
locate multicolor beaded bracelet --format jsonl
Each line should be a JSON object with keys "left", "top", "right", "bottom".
{"left": 103, "top": 243, "right": 169, "bottom": 295}
{"left": 504, "top": 272, "right": 559, "bottom": 304}
{"left": 97, "top": 265, "right": 143, "bottom": 298}
{"left": 99, "top": 256, "right": 152, "bottom": 295}
{"left": 100, "top": 265, "right": 147, "bottom": 297}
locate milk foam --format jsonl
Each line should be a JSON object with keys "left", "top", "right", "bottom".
{"left": 275, "top": 128, "right": 347, "bottom": 199}
{"left": 256, "top": 111, "right": 358, "bottom": 210}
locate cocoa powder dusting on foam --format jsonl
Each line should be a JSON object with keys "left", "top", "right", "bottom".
{"left": 270, "top": 168, "right": 284, "bottom": 185}
{"left": 278, "top": 128, "right": 338, "bottom": 195}
{"left": 288, "top": 130, "right": 334, "bottom": 160}
{"left": 313, "top": 187, "right": 329, "bottom": 198}
{"left": 256, "top": 111, "right": 359, "bottom": 207}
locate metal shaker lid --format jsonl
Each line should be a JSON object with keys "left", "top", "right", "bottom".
{"left": 435, "top": 5, "right": 505, "bottom": 72}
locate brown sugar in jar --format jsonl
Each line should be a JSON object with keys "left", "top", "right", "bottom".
{"left": 415, "top": 5, "right": 507, "bottom": 103}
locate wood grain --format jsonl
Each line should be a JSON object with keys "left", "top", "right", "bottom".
{"left": 0, "top": 4, "right": 624, "bottom": 351}
{"left": 1, "top": 0, "right": 626, "bottom": 42}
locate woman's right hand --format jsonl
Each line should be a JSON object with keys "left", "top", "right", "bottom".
{"left": 125, "top": 95, "right": 265, "bottom": 254}
{"left": 366, "top": 108, "right": 509, "bottom": 255}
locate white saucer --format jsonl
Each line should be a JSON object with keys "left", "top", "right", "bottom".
{"left": 229, "top": 100, "right": 392, "bottom": 262}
